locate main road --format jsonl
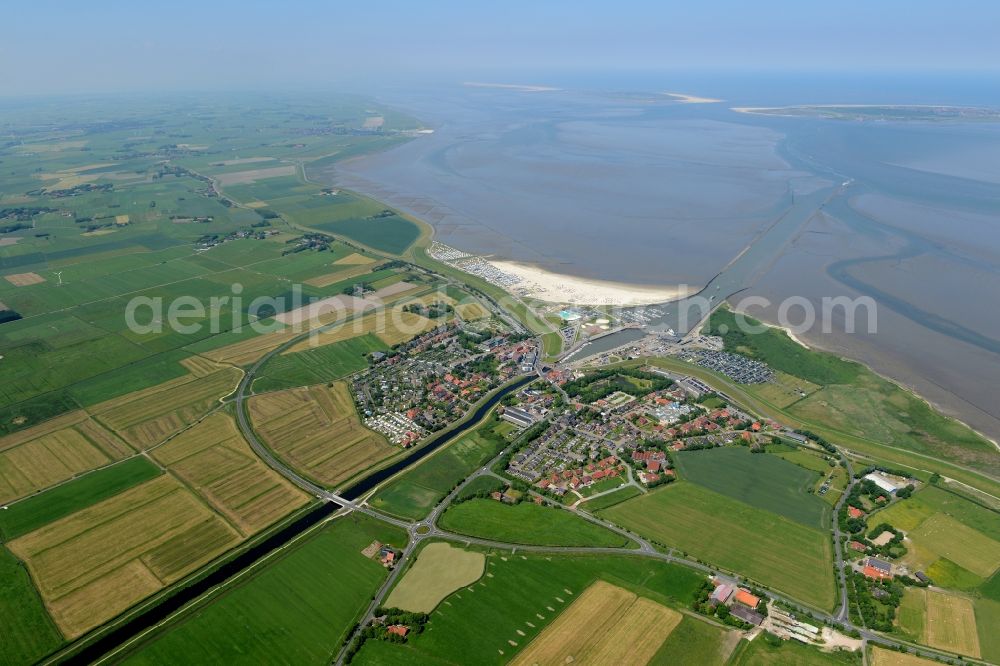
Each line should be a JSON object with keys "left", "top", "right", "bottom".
{"left": 230, "top": 316, "right": 976, "bottom": 666}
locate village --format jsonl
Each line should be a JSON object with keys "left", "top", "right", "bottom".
{"left": 495, "top": 365, "right": 778, "bottom": 500}
{"left": 352, "top": 322, "right": 538, "bottom": 446}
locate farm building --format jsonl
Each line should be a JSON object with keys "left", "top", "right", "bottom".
{"left": 730, "top": 605, "right": 764, "bottom": 626}
{"left": 733, "top": 589, "right": 761, "bottom": 609}
{"left": 863, "top": 471, "right": 905, "bottom": 495}
{"left": 862, "top": 557, "right": 893, "bottom": 580}
{"left": 710, "top": 583, "right": 734, "bottom": 604}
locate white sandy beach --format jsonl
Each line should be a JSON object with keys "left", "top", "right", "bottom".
{"left": 490, "top": 260, "right": 692, "bottom": 306}
{"left": 663, "top": 92, "right": 723, "bottom": 104}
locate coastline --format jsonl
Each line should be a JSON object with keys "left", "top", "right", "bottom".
{"left": 489, "top": 259, "right": 695, "bottom": 306}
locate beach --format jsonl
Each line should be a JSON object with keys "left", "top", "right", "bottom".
{"left": 490, "top": 259, "right": 694, "bottom": 306}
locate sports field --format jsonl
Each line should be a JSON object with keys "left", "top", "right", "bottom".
{"left": 370, "top": 416, "right": 514, "bottom": 520}
{"left": 385, "top": 542, "right": 485, "bottom": 613}
{"left": 8, "top": 474, "right": 241, "bottom": 637}
{"left": 151, "top": 413, "right": 307, "bottom": 535}
{"left": 673, "top": 447, "right": 830, "bottom": 528}
{"left": 600, "top": 481, "right": 836, "bottom": 610}
{"left": 352, "top": 551, "right": 703, "bottom": 665}
{"left": 125, "top": 515, "right": 406, "bottom": 665}
{"left": 511, "top": 580, "right": 681, "bottom": 666}
{"left": 249, "top": 381, "right": 395, "bottom": 488}
{"left": 439, "top": 499, "right": 632, "bottom": 548}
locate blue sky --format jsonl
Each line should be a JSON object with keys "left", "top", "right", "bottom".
{"left": 4, "top": 0, "right": 999, "bottom": 94}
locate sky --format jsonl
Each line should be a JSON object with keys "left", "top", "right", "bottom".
{"left": 4, "top": 0, "right": 1000, "bottom": 95}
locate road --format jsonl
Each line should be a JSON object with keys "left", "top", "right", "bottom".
{"left": 229, "top": 314, "right": 976, "bottom": 666}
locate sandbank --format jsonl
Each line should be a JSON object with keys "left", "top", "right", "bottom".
{"left": 663, "top": 92, "right": 723, "bottom": 104}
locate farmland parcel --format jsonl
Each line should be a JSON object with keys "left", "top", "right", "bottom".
{"left": 600, "top": 481, "right": 836, "bottom": 610}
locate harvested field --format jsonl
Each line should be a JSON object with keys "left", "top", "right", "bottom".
{"left": 216, "top": 165, "right": 296, "bottom": 185}
{"left": 456, "top": 301, "right": 490, "bottom": 320}
{"left": 199, "top": 329, "right": 302, "bottom": 366}
{"left": 910, "top": 513, "right": 1000, "bottom": 578}
{"left": 5, "top": 272, "right": 46, "bottom": 286}
{"left": 115, "top": 214, "right": 130, "bottom": 224}
{"left": 303, "top": 262, "right": 378, "bottom": 288}
{"left": 283, "top": 310, "right": 434, "bottom": 353}
{"left": 511, "top": 580, "right": 681, "bottom": 666}
{"left": 152, "top": 413, "right": 307, "bottom": 535}
{"left": 924, "top": 590, "right": 980, "bottom": 657}
{"left": 870, "top": 646, "right": 940, "bottom": 666}
{"left": 0, "top": 412, "right": 130, "bottom": 504}
{"left": 385, "top": 542, "right": 485, "bottom": 612}
{"left": 335, "top": 252, "right": 376, "bottom": 265}
{"left": 8, "top": 475, "right": 240, "bottom": 638}
{"left": 249, "top": 381, "right": 395, "bottom": 488}
{"left": 91, "top": 367, "right": 242, "bottom": 449}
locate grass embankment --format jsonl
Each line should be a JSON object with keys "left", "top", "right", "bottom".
{"left": 706, "top": 308, "right": 1000, "bottom": 485}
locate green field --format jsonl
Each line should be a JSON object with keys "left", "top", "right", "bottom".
{"left": 252, "top": 333, "right": 388, "bottom": 392}
{"left": 370, "top": 416, "right": 514, "bottom": 520}
{"left": 0, "top": 456, "right": 161, "bottom": 540}
{"left": 0, "top": 546, "right": 63, "bottom": 665}
{"left": 579, "top": 485, "right": 643, "bottom": 512}
{"left": 896, "top": 588, "right": 926, "bottom": 641}
{"left": 353, "top": 551, "right": 703, "bottom": 665}
{"left": 650, "top": 615, "right": 737, "bottom": 665}
{"left": 439, "top": 499, "right": 632, "bottom": 548}
{"left": 729, "top": 634, "right": 860, "bottom": 665}
{"left": 600, "top": 482, "right": 836, "bottom": 610}
{"left": 775, "top": 449, "right": 837, "bottom": 474}
{"left": 975, "top": 598, "right": 1000, "bottom": 664}
{"left": 313, "top": 214, "right": 420, "bottom": 255}
{"left": 674, "top": 447, "right": 830, "bottom": 528}
{"left": 124, "top": 515, "right": 406, "bottom": 665}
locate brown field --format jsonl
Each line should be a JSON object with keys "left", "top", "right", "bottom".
{"left": 0, "top": 413, "right": 131, "bottom": 503}
{"left": 283, "top": 310, "right": 435, "bottom": 353}
{"left": 216, "top": 165, "right": 296, "bottom": 185}
{"left": 199, "top": 329, "right": 303, "bottom": 366}
{"left": 335, "top": 252, "right": 376, "bottom": 266}
{"left": 456, "top": 301, "right": 490, "bottom": 321}
{"left": 870, "top": 646, "right": 941, "bottom": 666}
{"left": 511, "top": 580, "right": 681, "bottom": 666}
{"left": 5, "top": 272, "right": 46, "bottom": 286}
{"left": 303, "top": 262, "right": 378, "bottom": 288}
{"left": 115, "top": 214, "right": 130, "bottom": 224}
{"left": 152, "top": 413, "right": 307, "bottom": 535}
{"left": 0, "top": 237, "right": 18, "bottom": 246}
{"left": 924, "top": 590, "right": 980, "bottom": 657}
{"left": 249, "top": 381, "right": 395, "bottom": 488}
{"left": 8, "top": 474, "right": 241, "bottom": 638}
{"left": 91, "top": 367, "right": 242, "bottom": 449}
